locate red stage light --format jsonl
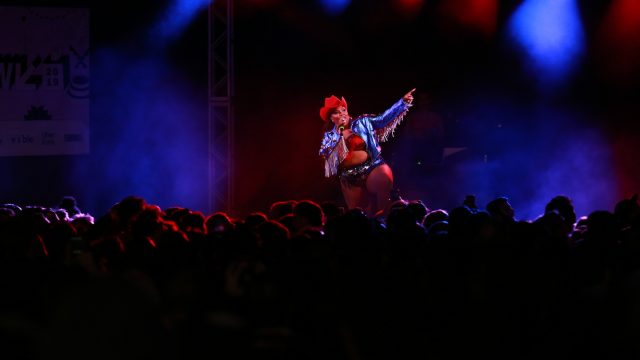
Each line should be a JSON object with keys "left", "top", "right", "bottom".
{"left": 392, "top": 0, "right": 424, "bottom": 16}
{"left": 440, "top": 0, "right": 498, "bottom": 37}
{"left": 597, "top": 0, "right": 640, "bottom": 81}
{"left": 606, "top": 0, "right": 640, "bottom": 41}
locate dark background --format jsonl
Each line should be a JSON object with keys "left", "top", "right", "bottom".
{"left": 0, "top": 0, "right": 638, "bottom": 220}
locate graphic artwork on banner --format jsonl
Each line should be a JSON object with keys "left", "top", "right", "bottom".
{"left": 0, "top": 6, "right": 90, "bottom": 156}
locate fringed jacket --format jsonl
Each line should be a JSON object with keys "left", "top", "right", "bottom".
{"left": 319, "top": 98, "right": 412, "bottom": 178}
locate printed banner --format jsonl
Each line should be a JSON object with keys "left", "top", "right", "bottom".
{"left": 0, "top": 6, "right": 89, "bottom": 156}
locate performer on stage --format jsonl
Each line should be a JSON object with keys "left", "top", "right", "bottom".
{"left": 319, "top": 89, "right": 415, "bottom": 217}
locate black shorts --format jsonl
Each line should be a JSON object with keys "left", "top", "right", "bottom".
{"left": 339, "top": 157, "right": 385, "bottom": 187}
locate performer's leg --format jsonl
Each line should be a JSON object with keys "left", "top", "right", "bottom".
{"left": 340, "top": 178, "right": 370, "bottom": 211}
{"left": 366, "top": 164, "right": 394, "bottom": 216}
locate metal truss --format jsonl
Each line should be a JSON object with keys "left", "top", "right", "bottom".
{"left": 208, "top": 0, "right": 234, "bottom": 213}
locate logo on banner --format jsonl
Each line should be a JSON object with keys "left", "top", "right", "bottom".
{"left": 68, "top": 46, "right": 90, "bottom": 99}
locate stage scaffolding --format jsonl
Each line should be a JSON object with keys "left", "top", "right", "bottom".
{"left": 208, "top": 0, "right": 234, "bottom": 213}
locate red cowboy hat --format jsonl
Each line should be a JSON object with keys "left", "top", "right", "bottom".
{"left": 319, "top": 95, "right": 348, "bottom": 121}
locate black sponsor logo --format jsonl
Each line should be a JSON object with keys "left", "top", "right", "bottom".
{"left": 64, "top": 134, "right": 83, "bottom": 142}
{"left": 41, "top": 132, "right": 55, "bottom": 145}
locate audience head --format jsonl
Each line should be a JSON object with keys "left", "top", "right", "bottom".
{"left": 182, "top": 211, "right": 206, "bottom": 234}
{"left": 423, "top": 209, "right": 449, "bottom": 229}
{"left": 384, "top": 199, "right": 408, "bottom": 219}
{"left": 545, "top": 195, "right": 576, "bottom": 233}
{"left": 407, "top": 200, "right": 429, "bottom": 224}
{"left": 463, "top": 194, "right": 479, "bottom": 213}
{"left": 110, "top": 196, "right": 147, "bottom": 226}
{"left": 486, "top": 196, "right": 515, "bottom": 223}
{"left": 54, "top": 208, "right": 69, "bottom": 222}
{"left": 320, "top": 201, "right": 344, "bottom": 221}
{"left": 256, "top": 220, "right": 290, "bottom": 258}
{"left": 245, "top": 212, "right": 268, "bottom": 229}
{"left": 71, "top": 215, "right": 95, "bottom": 237}
{"left": 614, "top": 194, "right": 640, "bottom": 229}
{"left": 206, "top": 212, "right": 235, "bottom": 233}
{"left": 268, "top": 200, "right": 296, "bottom": 220}
{"left": 387, "top": 204, "right": 417, "bottom": 231}
{"left": 0, "top": 207, "right": 16, "bottom": 222}
{"left": 293, "top": 200, "right": 324, "bottom": 230}
{"left": 1, "top": 203, "right": 22, "bottom": 214}
{"left": 58, "top": 196, "right": 81, "bottom": 217}
{"left": 585, "top": 210, "right": 619, "bottom": 249}
{"left": 164, "top": 207, "right": 190, "bottom": 226}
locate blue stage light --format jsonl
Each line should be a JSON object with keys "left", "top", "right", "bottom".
{"left": 508, "top": 0, "right": 585, "bottom": 88}
{"left": 319, "top": 0, "right": 350, "bottom": 16}
{"left": 154, "top": 0, "right": 211, "bottom": 41}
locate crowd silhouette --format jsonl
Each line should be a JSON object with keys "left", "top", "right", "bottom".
{"left": 1, "top": 193, "right": 640, "bottom": 359}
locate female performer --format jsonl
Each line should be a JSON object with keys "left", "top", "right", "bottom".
{"left": 319, "top": 89, "right": 415, "bottom": 216}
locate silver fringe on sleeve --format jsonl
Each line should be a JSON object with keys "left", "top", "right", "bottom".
{"left": 324, "top": 136, "right": 348, "bottom": 178}
{"left": 374, "top": 107, "right": 410, "bottom": 143}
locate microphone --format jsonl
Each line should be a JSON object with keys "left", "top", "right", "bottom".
{"left": 338, "top": 125, "right": 345, "bottom": 133}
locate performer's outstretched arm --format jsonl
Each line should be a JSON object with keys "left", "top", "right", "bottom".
{"left": 369, "top": 88, "right": 415, "bottom": 142}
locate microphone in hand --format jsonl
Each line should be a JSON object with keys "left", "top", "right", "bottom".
{"left": 338, "top": 125, "right": 345, "bottom": 134}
